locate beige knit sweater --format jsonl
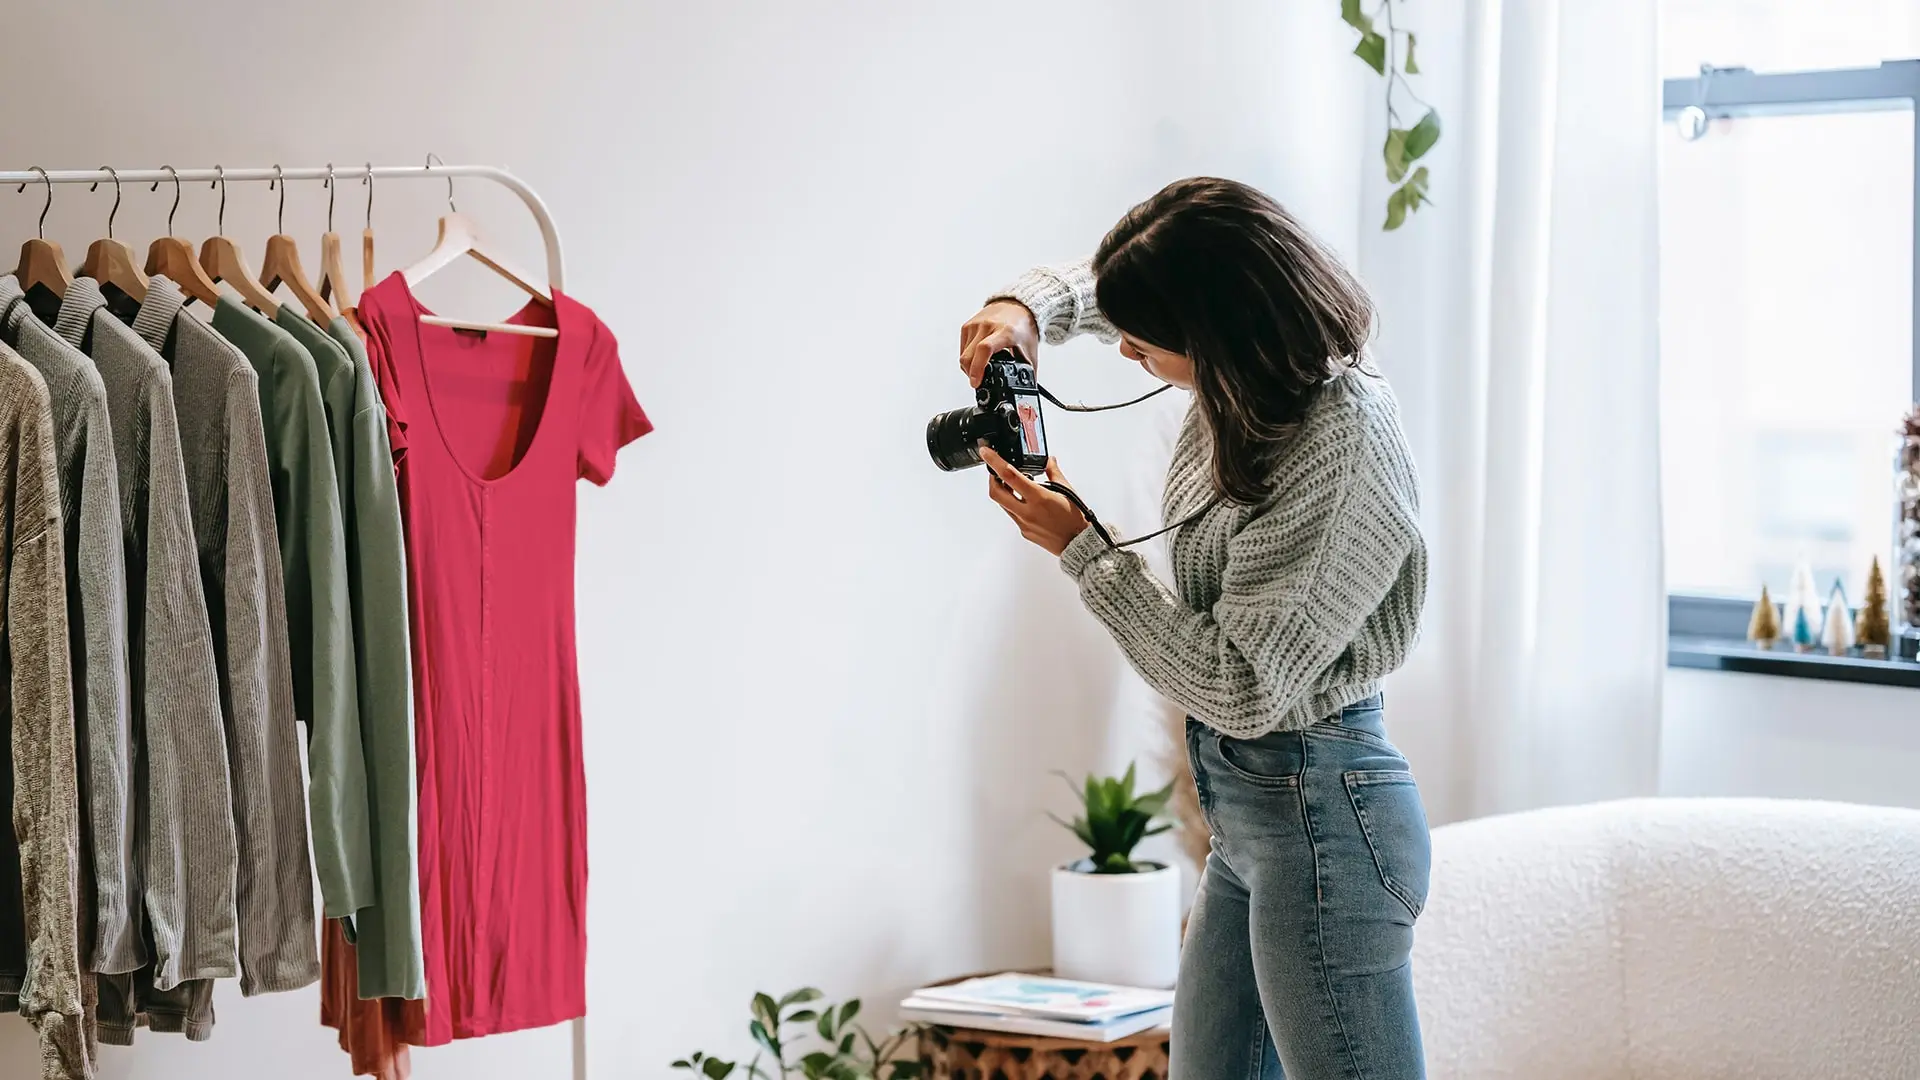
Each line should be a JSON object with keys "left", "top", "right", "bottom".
{"left": 0, "top": 342, "right": 91, "bottom": 1078}
{"left": 999, "top": 258, "right": 1427, "bottom": 738}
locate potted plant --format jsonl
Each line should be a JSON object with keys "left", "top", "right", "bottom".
{"left": 672, "top": 988, "right": 923, "bottom": 1080}
{"left": 1048, "top": 764, "right": 1182, "bottom": 990}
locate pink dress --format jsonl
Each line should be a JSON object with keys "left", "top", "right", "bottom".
{"left": 355, "top": 275, "right": 649, "bottom": 1045}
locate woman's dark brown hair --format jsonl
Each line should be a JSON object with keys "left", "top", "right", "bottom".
{"left": 1093, "top": 177, "right": 1374, "bottom": 505}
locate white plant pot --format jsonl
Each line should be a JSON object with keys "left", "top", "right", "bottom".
{"left": 1050, "top": 861, "right": 1182, "bottom": 990}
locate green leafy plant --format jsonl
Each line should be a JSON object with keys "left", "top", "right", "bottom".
{"left": 1342, "top": 0, "right": 1440, "bottom": 230}
{"left": 1051, "top": 763, "right": 1174, "bottom": 875}
{"left": 672, "top": 988, "right": 924, "bottom": 1080}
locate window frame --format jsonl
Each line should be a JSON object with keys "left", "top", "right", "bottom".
{"left": 1660, "top": 59, "right": 1920, "bottom": 642}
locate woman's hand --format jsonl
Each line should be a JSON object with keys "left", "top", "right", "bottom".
{"left": 960, "top": 301, "right": 1041, "bottom": 387}
{"left": 982, "top": 448, "right": 1089, "bottom": 557}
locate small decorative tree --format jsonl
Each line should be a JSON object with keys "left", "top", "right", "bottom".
{"left": 1857, "top": 556, "right": 1892, "bottom": 658}
{"left": 1823, "top": 582, "right": 1855, "bottom": 656}
{"left": 1747, "top": 585, "right": 1781, "bottom": 646}
{"left": 1791, "top": 605, "right": 1819, "bottom": 653}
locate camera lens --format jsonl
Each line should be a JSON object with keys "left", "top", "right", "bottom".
{"left": 926, "top": 405, "right": 994, "bottom": 472}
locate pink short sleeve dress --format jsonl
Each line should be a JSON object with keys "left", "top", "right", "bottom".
{"left": 354, "top": 274, "right": 649, "bottom": 1044}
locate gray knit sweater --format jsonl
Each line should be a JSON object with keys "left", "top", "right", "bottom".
{"left": 134, "top": 278, "right": 317, "bottom": 996}
{"left": 53, "top": 281, "right": 239, "bottom": 988}
{"left": 998, "top": 259, "right": 1426, "bottom": 738}
{"left": 0, "top": 276, "right": 137, "bottom": 976}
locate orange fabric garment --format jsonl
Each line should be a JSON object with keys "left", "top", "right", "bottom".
{"left": 320, "top": 920, "right": 416, "bottom": 1080}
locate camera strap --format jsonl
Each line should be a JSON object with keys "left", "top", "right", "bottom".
{"left": 1036, "top": 382, "right": 1175, "bottom": 413}
{"left": 1040, "top": 481, "right": 1222, "bottom": 551}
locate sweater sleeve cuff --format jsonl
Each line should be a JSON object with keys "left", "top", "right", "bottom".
{"left": 1059, "top": 525, "right": 1110, "bottom": 579}
{"left": 988, "top": 263, "right": 1090, "bottom": 346}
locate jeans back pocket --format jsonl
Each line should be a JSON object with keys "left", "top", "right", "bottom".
{"left": 1343, "top": 770, "right": 1431, "bottom": 920}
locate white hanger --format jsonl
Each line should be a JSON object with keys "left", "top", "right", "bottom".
{"left": 403, "top": 155, "right": 557, "bottom": 339}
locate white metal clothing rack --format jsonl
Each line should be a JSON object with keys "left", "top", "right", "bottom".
{"left": 0, "top": 162, "right": 588, "bottom": 1080}
{"left": 0, "top": 163, "right": 565, "bottom": 291}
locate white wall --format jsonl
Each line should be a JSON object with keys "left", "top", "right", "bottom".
{"left": 0, "top": 2, "right": 1366, "bottom": 1077}
{"left": 1661, "top": 671, "right": 1920, "bottom": 809}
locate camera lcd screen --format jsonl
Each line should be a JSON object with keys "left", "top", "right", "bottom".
{"left": 1015, "top": 394, "right": 1046, "bottom": 457}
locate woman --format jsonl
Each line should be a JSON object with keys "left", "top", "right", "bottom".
{"left": 962, "top": 178, "right": 1431, "bottom": 1080}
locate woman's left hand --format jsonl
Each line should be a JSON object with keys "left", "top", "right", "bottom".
{"left": 982, "top": 448, "right": 1089, "bottom": 557}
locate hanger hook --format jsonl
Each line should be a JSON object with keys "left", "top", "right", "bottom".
{"left": 270, "top": 164, "right": 286, "bottom": 234}
{"left": 89, "top": 166, "right": 124, "bottom": 240}
{"left": 17, "top": 166, "right": 52, "bottom": 240}
{"left": 425, "top": 152, "right": 455, "bottom": 213}
{"left": 325, "top": 164, "right": 336, "bottom": 233}
{"left": 151, "top": 165, "right": 182, "bottom": 238}
{"left": 212, "top": 165, "right": 227, "bottom": 235}
{"left": 362, "top": 162, "right": 374, "bottom": 230}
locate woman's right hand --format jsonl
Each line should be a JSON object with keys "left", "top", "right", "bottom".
{"left": 959, "top": 300, "right": 1041, "bottom": 387}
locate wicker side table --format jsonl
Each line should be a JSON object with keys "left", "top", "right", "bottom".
{"left": 918, "top": 1024, "right": 1170, "bottom": 1080}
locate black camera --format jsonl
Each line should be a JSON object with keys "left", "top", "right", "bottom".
{"left": 926, "top": 350, "right": 1049, "bottom": 475}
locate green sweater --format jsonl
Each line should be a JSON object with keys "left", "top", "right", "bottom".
{"left": 211, "top": 299, "right": 371, "bottom": 921}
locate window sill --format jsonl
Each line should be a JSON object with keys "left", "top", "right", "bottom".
{"left": 1668, "top": 635, "right": 1920, "bottom": 689}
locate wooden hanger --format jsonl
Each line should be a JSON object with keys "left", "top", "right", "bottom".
{"left": 77, "top": 166, "right": 148, "bottom": 303}
{"left": 402, "top": 156, "right": 557, "bottom": 339}
{"left": 12, "top": 167, "right": 73, "bottom": 300}
{"left": 317, "top": 167, "right": 359, "bottom": 320}
{"left": 143, "top": 167, "right": 222, "bottom": 307}
{"left": 258, "top": 166, "right": 337, "bottom": 322}
{"left": 360, "top": 164, "right": 377, "bottom": 292}
{"left": 198, "top": 166, "right": 279, "bottom": 319}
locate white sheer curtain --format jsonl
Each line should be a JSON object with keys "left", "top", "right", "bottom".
{"left": 1361, "top": 0, "right": 1666, "bottom": 822}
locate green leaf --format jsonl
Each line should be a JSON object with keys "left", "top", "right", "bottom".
{"left": 799, "top": 1052, "right": 834, "bottom": 1080}
{"left": 753, "top": 993, "right": 779, "bottom": 1030}
{"left": 1384, "top": 187, "right": 1409, "bottom": 231}
{"left": 750, "top": 1020, "right": 780, "bottom": 1058}
{"left": 1404, "top": 110, "right": 1442, "bottom": 161}
{"left": 1340, "top": 0, "right": 1371, "bottom": 33}
{"left": 1384, "top": 128, "right": 1409, "bottom": 183}
{"left": 1406, "top": 166, "right": 1431, "bottom": 208}
{"left": 673, "top": 1061, "right": 693, "bottom": 1071}
{"left": 779, "top": 988, "right": 824, "bottom": 1010}
{"left": 1404, "top": 31, "right": 1419, "bottom": 74}
{"left": 817, "top": 1010, "right": 836, "bottom": 1041}
{"left": 705, "top": 1060, "right": 738, "bottom": 1080}
{"left": 789, "top": 1010, "right": 820, "bottom": 1025}
{"left": 840, "top": 1000, "right": 861, "bottom": 1027}
{"left": 1354, "top": 31, "right": 1387, "bottom": 75}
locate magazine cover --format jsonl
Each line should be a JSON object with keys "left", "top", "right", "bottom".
{"left": 911, "top": 975, "right": 1174, "bottom": 1022}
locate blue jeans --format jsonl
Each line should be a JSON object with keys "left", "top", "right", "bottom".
{"left": 1175, "top": 696, "right": 1430, "bottom": 1080}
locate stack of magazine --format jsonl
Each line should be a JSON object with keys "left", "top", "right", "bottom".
{"left": 899, "top": 974, "right": 1173, "bottom": 1042}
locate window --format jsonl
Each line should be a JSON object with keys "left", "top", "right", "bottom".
{"left": 1658, "top": 8, "right": 1919, "bottom": 643}
{"left": 1661, "top": 0, "right": 1920, "bottom": 78}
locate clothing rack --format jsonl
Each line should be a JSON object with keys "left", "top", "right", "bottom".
{"left": 0, "top": 163, "right": 565, "bottom": 291}
{"left": 0, "top": 161, "right": 587, "bottom": 1080}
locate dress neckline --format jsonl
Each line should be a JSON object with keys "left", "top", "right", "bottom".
{"left": 383, "top": 272, "right": 574, "bottom": 489}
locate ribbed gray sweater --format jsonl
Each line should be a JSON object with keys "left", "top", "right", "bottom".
{"left": 52, "top": 281, "right": 238, "bottom": 989}
{"left": 0, "top": 276, "right": 137, "bottom": 977}
{"left": 999, "top": 259, "right": 1427, "bottom": 738}
{"left": 134, "top": 278, "right": 317, "bottom": 996}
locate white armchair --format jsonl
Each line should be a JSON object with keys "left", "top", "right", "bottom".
{"left": 1412, "top": 798, "right": 1920, "bottom": 1079}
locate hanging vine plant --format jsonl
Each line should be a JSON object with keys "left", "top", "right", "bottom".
{"left": 1343, "top": 0, "right": 1440, "bottom": 230}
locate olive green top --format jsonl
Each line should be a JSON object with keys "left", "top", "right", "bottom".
{"left": 211, "top": 298, "right": 371, "bottom": 922}
{"left": 322, "top": 316, "right": 424, "bottom": 1001}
